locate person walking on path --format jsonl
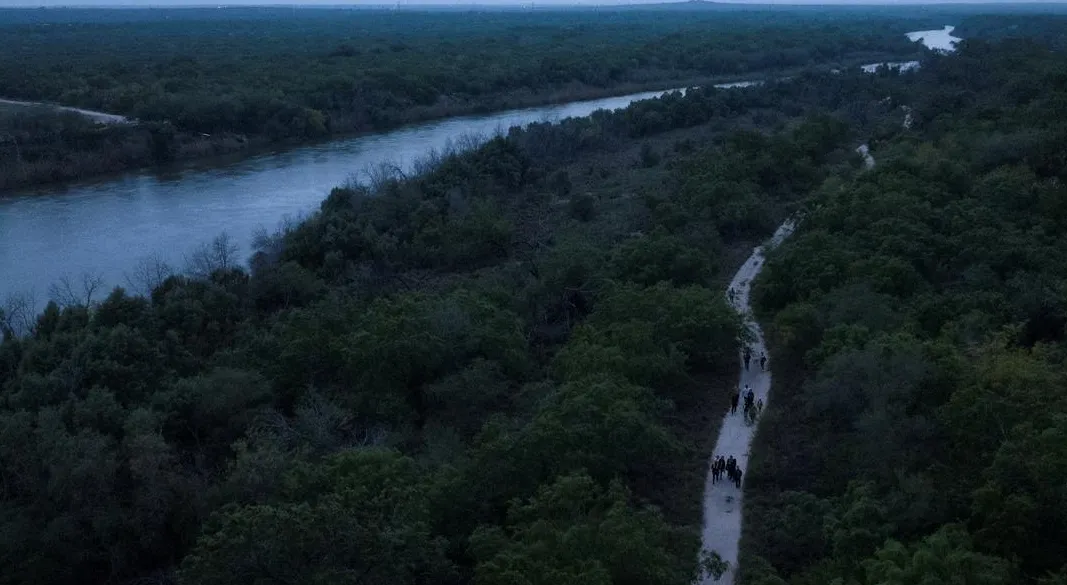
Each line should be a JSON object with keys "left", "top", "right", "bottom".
{"left": 743, "top": 387, "right": 755, "bottom": 423}
{"left": 759, "top": 352, "right": 767, "bottom": 371}
{"left": 701, "top": 218, "right": 796, "bottom": 585}
{"left": 731, "top": 390, "right": 740, "bottom": 414}
{"left": 743, "top": 347, "right": 752, "bottom": 371}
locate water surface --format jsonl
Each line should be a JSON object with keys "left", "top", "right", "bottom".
{"left": 0, "top": 27, "right": 956, "bottom": 307}
{"left": 907, "top": 25, "right": 961, "bottom": 52}
{"left": 1, "top": 88, "right": 688, "bottom": 303}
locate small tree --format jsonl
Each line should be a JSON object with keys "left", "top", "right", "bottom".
{"left": 569, "top": 193, "right": 596, "bottom": 222}
{"left": 48, "top": 272, "right": 105, "bottom": 308}
{"left": 185, "top": 232, "right": 240, "bottom": 279}
{"left": 640, "top": 143, "right": 661, "bottom": 168}
{"left": 549, "top": 170, "right": 572, "bottom": 197}
{"left": 124, "top": 254, "right": 174, "bottom": 297}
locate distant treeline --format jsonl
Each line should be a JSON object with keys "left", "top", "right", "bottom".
{"left": 0, "top": 106, "right": 247, "bottom": 191}
{"left": 956, "top": 13, "right": 1067, "bottom": 49}
{"left": 0, "top": 9, "right": 928, "bottom": 142}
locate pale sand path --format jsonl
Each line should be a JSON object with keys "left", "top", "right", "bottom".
{"left": 0, "top": 98, "right": 130, "bottom": 124}
{"left": 699, "top": 218, "right": 797, "bottom": 585}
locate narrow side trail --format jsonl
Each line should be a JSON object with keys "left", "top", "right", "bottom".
{"left": 699, "top": 218, "right": 797, "bottom": 585}
{"left": 0, "top": 98, "right": 130, "bottom": 124}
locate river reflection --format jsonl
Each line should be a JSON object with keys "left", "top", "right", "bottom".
{"left": 0, "top": 25, "right": 956, "bottom": 308}
{"left": 0, "top": 88, "right": 691, "bottom": 305}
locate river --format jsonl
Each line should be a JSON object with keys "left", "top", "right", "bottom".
{"left": 0, "top": 26, "right": 955, "bottom": 308}
{"left": 1, "top": 88, "right": 694, "bottom": 305}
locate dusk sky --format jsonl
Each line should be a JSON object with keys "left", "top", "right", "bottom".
{"left": 0, "top": 0, "right": 1063, "bottom": 5}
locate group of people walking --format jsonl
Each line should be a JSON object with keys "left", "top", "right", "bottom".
{"left": 742, "top": 346, "right": 767, "bottom": 372}
{"left": 711, "top": 455, "right": 743, "bottom": 488}
{"left": 715, "top": 286, "right": 768, "bottom": 493}
{"left": 730, "top": 384, "right": 764, "bottom": 423}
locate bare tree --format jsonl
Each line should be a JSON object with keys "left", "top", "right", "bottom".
{"left": 48, "top": 272, "right": 105, "bottom": 308}
{"left": 251, "top": 392, "right": 386, "bottom": 454}
{"left": 184, "top": 232, "right": 240, "bottom": 279}
{"left": 0, "top": 290, "right": 37, "bottom": 337}
{"left": 357, "top": 160, "right": 406, "bottom": 194}
{"left": 455, "top": 130, "right": 490, "bottom": 153}
{"left": 250, "top": 214, "right": 304, "bottom": 266}
{"left": 124, "top": 254, "right": 174, "bottom": 297}
{"left": 409, "top": 146, "right": 446, "bottom": 178}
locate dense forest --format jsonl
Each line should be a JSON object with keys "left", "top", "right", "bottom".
{"left": 0, "top": 8, "right": 928, "bottom": 134}
{"left": 0, "top": 26, "right": 906, "bottom": 583}
{"left": 0, "top": 7, "right": 934, "bottom": 190}
{"left": 3, "top": 9, "right": 1067, "bottom": 585}
{"left": 741, "top": 38, "right": 1067, "bottom": 585}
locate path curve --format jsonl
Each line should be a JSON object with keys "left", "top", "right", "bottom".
{"left": 699, "top": 217, "right": 797, "bottom": 585}
{"left": 857, "top": 144, "right": 876, "bottom": 169}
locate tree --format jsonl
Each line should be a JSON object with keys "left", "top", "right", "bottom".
{"left": 861, "top": 524, "right": 1015, "bottom": 585}
{"left": 186, "top": 233, "right": 241, "bottom": 279}
{"left": 610, "top": 231, "right": 716, "bottom": 287}
{"left": 124, "top": 253, "right": 175, "bottom": 297}
{"left": 48, "top": 272, "right": 105, "bottom": 308}
{"left": 971, "top": 415, "right": 1067, "bottom": 575}
{"left": 180, "top": 449, "right": 456, "bottom": 585}
{"left": 471, "top": 473, "right": 694, "bottom": 585}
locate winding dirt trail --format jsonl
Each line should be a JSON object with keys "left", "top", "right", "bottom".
{"left": 0, "top": 98, "right": 130, "bottom": 124}
{"left": 699, "top": 218, "right": 797, "bottom": 585}
{"left": 698, "top": 145, "right": 874, "bottom": 583}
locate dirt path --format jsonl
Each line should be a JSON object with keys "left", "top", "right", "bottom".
{"left": 699, "top": 218, "right": 797, "bottom": 585}
{"left": 857, "top": 144, "right": 876, "bottom": 169}
{"left": 0, "top": 98, "right": 130, "bottom": 124}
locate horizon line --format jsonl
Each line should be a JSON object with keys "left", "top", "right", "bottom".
{"left": 5, "top": 1, "right": 1067, "bottom": 7}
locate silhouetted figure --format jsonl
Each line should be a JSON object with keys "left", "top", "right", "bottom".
{"left": 746, "top": 389, "right": 755, "bottom": 408}
{"left": 759, "top": 352, "right": 767, "bottom": 371}
{"left": 734, "top": 467, "right": 743, "bottom": 488}
{"left": 726, "top": 456, "right": 736, "bottom": 475}
{"left": 731, "top": 391, "right": 739, "bottom": 414}
{"left": 712, "top": 456, "right": 726, "bottom": 483}
{"left": 743, "top": 347, "right": 752, "bottom": 371}
{"left": 756, "top": 398, "right": 764, "bottom": 415}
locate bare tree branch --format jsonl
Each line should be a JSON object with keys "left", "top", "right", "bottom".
{"left": 124, "top": 254, "right": 174, "bottom": 297}
{"left": 48, "top": 272, "right": 105, "bottom": 308}
{"left": 184, "top": 232, "right": 240, "bottom": 279}
{"left": 0, "top": 290, "right": 37, "bottom": 337}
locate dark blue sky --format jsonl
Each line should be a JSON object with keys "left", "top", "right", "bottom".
{"left": 0, "top": 0, "right": 1061, "bottom": 5}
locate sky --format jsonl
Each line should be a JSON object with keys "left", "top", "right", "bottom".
{"left": 0, "top": 0, "right": 1062, "bottom": 6}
